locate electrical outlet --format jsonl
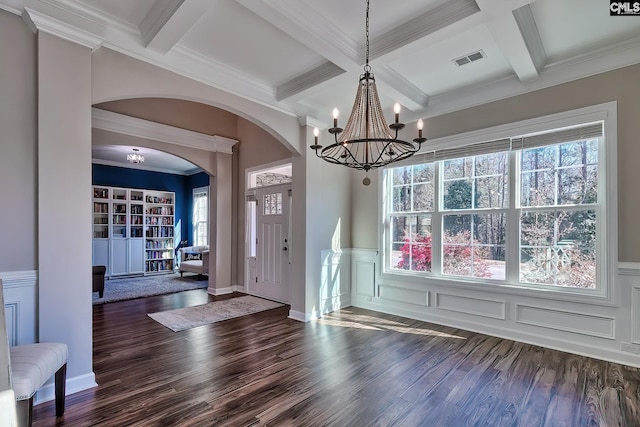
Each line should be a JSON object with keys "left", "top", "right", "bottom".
{"left": 364, "top": 296, "right": 372, "bottom": 302}
{"left": 620, "top": 342, "right": 640, "bottom": 354}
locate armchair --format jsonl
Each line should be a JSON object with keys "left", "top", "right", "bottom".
{"left": 92, "top": 265, "right": 106, "bottom": 298}
{"left": 179, "top": 245, "right": 209, "bottom": 277}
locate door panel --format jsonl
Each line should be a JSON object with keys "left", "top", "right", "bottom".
{"left": 248, "top": 185, "right": 290, "bottom": 303}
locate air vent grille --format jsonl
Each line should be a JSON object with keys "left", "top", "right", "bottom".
{"left": 452, "top": 50, "right": 486, "bottom": 67}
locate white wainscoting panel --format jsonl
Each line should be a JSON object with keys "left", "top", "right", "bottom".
{"left": 320, "top": 250, "right": 351, "bottom": 314}
{"left": 354, "top": 261, "right": 375, "bottom": 297}
{"left": 435, "top": 293, "right": 506, "bottom": 320}
{"left": 347, "top": 256, "right": 640, "bottom": 367}
{"left": 379, "top": 284, "right": 429, "bottom": 307}
{"left": 516, "top": 304, "right": 615, "bottom": 339}
{"left": 632, "top": 287, "right": 640, "bottom": 344}
{"left": 4, "top": 302, "right": 17, "bottom": 346}
{"left": 0, "top": 270, "right": 37, "bottom": 346}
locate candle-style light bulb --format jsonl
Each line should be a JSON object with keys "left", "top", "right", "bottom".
{"left": 417, "top": 119, "right": 424, "bottom": 138}
{"left": 393, "top": 103, "right": 401, "bottom": 123}
{"left": 313, "top": 127, "right": 319, "bottom": 144}
{"left": 332, "top": 108, "right": 339, "bottom": 128}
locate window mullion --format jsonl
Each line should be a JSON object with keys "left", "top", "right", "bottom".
{"left": 432, "top": 161, "right": 442, "bottom": 275}
{"left": 506, "top": 150, "right": 519, "bottom": 283}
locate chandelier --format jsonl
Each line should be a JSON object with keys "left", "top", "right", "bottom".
{"left": 309, "top": 0, "right": 426, "bottom": 185}
{"left": 127, "top": 148, "right": 145, "bottom": 164}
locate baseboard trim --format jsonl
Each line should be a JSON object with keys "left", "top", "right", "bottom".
{"left": 207, "top": 286, "right": 233, "bottom": 296}
{"left": 288, "top": 310, "right": 311, "bottom": 322}
{"left": 34, "top": 372, "right": 97, "bottom": 406}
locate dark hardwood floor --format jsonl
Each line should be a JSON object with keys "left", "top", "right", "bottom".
{"left": 33, "top": 290, "right": 640, "bottom": 426}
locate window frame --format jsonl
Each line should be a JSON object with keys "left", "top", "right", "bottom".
{"left": 192, "top": 186, "right": 209, "bottom": 246}
{"left": 379, "top": 102, "right": 618, "bottom": 305}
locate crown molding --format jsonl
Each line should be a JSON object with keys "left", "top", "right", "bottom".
{"left": 171, "top": 44, "right": 278, "bottom": 106}
{"left": 92, "top": 108, "right": 238, "bottom": 154}
{"left": 23, "top": 7, "right": 103, "bottom": 49}
{"left": 39, "top": 0, "right": 140, "bottom": 38}
{"left": 376, "top": 65, "right": 430, "bottom": 111}
{"left": 0, "top": 1, "right": 21, "bottom": 15}
{"left": 211, "top": 136, "right": 238, "bottom": 155}
{"left": 297, "top": 115, "right": 325, "bottom": 130}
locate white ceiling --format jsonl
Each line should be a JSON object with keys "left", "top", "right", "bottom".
{"left": 92, "top": 145, "right": 201, "bottom": 176}
{"left": 3, "top": 0, "right": 640, "bottom": 173}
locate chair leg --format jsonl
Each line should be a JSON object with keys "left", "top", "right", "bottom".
{"left": 55, "top": 363, "right": 67, "bottom": 416}
{"left": 99, "top": 289, "right": 104, "bottom": 298}
{"left": 16, "top": 398, "right": 32, "bottom": 427}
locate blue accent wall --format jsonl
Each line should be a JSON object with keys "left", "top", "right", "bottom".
{"left": 92, "top": 165, "right": 210, "bottom": 246}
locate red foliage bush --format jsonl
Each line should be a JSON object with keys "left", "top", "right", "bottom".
{"left": 396, "top": 233, "right": 492, "bottom": 278}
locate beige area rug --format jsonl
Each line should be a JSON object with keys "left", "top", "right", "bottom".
{"left": 147, "top": 295, "right": 284, "bottom": 332}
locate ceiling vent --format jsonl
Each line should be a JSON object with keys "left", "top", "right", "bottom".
{"left": 453, "top": 50, "right": 486, "bottom": 67}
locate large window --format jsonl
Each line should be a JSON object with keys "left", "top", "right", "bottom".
{"left": 192, "top": 186, "right": 209, "bottom": 246}
{"left": 384, "top": 112, "right": 614, "bottom": 296}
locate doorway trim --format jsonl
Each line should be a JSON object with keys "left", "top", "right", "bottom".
{"left": 244, "top": 160, "right": 293, "bottom": 302}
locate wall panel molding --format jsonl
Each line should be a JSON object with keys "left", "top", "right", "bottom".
{"left": 632, "top": 287, "right": 640, "bottom": 344}
{"left": 0, "top": 270, "right": 38, "bottom": 345}
{"left": 379, "top": 284, "right": 429, "bottom": 307}
{"left": 516, "top": 304, "right": 615, "bottom": 339}
{"left": 435, "top": 293, "right": 506, "bottom": 320}
{"left": 320, "top": 250, "right": 352, "bottom": 314}
{"left": 354, "top": 261, "right": 375, "bottom": 298}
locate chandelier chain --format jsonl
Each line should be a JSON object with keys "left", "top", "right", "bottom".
{"left": 365, "top": 0, "right": 370, "bottom": 72}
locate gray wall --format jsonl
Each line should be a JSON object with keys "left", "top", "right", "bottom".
{"left": 0, "top": 11, "right": 37, "bottom": 272}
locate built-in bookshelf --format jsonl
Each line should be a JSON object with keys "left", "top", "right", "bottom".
{"left": 93, "top": 186, "right": 110, "bottom": 238}
{"left": 144, "top": 191, "right": 175, "bottom": 274}
{"left": 130, "top": 190, "right": 144, "bottom": 238}
{"left": 92, "top": 186, "right": 176, "bottom": 277}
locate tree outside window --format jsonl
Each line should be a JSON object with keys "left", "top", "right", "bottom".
{"left": 386, "top": 123, "right": 602, "bottom": 292}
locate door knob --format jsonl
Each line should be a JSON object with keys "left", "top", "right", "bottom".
{"left": 283, "top": 247, "right": 288, "bottom": 251}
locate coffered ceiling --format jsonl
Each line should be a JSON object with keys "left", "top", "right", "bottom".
{"left": 3, "top": 0, "right": 640, "bottom": 172}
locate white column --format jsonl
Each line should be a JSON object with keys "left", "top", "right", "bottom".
{"left": 37, "top": 31, "right": 96, "bottom": 397}
{"left": 208, "top": 151, "right": 234, "bottom": 294}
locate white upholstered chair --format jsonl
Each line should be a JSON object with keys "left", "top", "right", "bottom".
{"left": 179, "top": 245, "right": 210, "bottom": 277}
{"left": 0, "top": 279, "right": 18, "bottom": 426}
{"left": 0, "top": 279, "right": 68, "bottom": 427}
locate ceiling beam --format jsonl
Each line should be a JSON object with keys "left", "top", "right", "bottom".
{"left": 276, "top": 62, "right": 345, "bottom": 101}
{"left": 368, "top": 0, "right": 480, "bottom": 63}
{"left": 140, "top": 0, "right": 212, "bottom": 54}
{"left": 476, "top": 0, "right": 546, "bottom": 81}
{"left": 238, "top": 0, "right": 448, "bottom": 111}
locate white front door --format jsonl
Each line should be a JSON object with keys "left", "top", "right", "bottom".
{"left": 248, "top": 185, "right": 291, "bottom": 302}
